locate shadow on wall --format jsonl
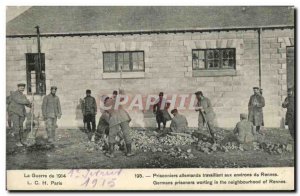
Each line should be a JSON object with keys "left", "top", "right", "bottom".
{"left": 75, "top": 99, "right": 84, "bottom": 129}
{"left": 280, "top": 117, "right": 286, "bottom": 129}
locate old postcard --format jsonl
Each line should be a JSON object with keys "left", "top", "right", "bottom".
{"left": 6, "top": 6, "right": 295, "bottom": 191}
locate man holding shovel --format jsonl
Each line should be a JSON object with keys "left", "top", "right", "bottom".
{"left": 8, "top": 83, "right": 32, "bottom": 147}
{"left": 194, "top": 91, "right": 216, "bottom": 141}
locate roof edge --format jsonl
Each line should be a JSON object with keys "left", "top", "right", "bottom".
{"left": 6, "top": 25, "right": 295, "bottom": 38}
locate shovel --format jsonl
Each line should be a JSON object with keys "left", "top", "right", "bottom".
{"left": 25, "top": 96, "right": 39, "bottom": 147}
{"left": 199, "top": 109, "right": 215, "bottom": 142}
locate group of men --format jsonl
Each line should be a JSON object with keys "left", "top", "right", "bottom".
{"left": 151, "top": 86, "right": 295, "bottom": 146}
{"left": 7, "top": 84, "right": 61, "bottom": 147}
{"left": 7, "top": 82, "right": 294, "bottom": 156}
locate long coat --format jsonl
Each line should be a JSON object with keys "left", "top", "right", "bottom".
{"left": 248, "top": 94, "right": 265, "bottom": 126}
{"left": 233, "top": 119, "right": 254, "bottom": 143}
{"left": 196, "top": 96, "right": 215, "bottom": 122}
{"left": 42, "top": 94, "right": 62, "bottom": 118}
{"left": 8, "top": 90, "right": 31, "bottom": 117}
{"left": 282, "top": 95, "right": 294, "bottom": 126}
{"left": 81, "top": 96, "right": 97, "bottom": 115}
{"left": 105, "top": 97, "right": 131, "bottom": 127}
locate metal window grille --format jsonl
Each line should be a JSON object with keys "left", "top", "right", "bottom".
{"left": 192, "top": 48, "right": 236, "bottom": 70}
{"left": 103, "top": 51, "right": 145, "bottom": 72}
{"left": 25, "top": 53, "right": 46, "bottom": 95}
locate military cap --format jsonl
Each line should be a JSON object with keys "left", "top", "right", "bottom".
{"left": 240, "top": 113, "right": 248, "bottom": 119}
{"left": 86, "top": 89, "right": 91, "bottom": 94}
{"left": 171, "top": 109, "right": 178, "bottom": 114}
{"left": 51, "top": 86, "right": 57, "bottom": 90}
{"left": 17, "top": 83, "right": 26, "bottom": 87}
{"left": 253, "top": 87, "right": 259, "bottom": 90}
{"left": 195, "top": 91, "right": 203, "bottom": 96}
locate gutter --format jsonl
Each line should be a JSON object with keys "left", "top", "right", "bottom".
{"left": 6, "top": 25, "right": 294, "bottom": 38}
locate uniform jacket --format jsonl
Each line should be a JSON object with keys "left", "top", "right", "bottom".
{"left": 282, "top": 95, "right": 294, "bottom": 124}
{"left": 82, "top": 95, "right": 97, "bottom": 115}
{"left": 104, "top": 97, "right": 131, "bottom": 127}
{"left": 8, "top": 90, "right": 31, "bottom": 117}
{"left": 42, "top": 94, "right": 62, "bottom": 118}
{"left": 248, "top": 94, "right": 265, "bottom": 126}
{"left": 196, "top": 96, "right": 215, "bottom": 122}
{"left": 97, "top": 112, "right": 110, "bottom": 135}
{"left": 153, "top": 98, "right": 171, "bottom": 121}
{"left": 170, "top": 114, "right": 188, "bottom": 133}
{"left": 233, "top": 119, "right": 255, "bottom": 143}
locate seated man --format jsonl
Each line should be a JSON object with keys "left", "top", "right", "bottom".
{"left": 233, "top": 113, "right": 255, "bottom": 144}
{"left": 170, "top": 109, "right": 188, "bottom": 133}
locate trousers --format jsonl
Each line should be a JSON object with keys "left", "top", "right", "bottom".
{"left": 46, "top": 117, "right": 57, "bottom": 142}
{"left": 11, "top": 114, "right": 25, "bottom": 143}
{"left": 108, "top": 121, "right": 132, "bottom": 144}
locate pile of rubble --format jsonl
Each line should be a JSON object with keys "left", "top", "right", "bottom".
{"left": 89, "top": 129, "right": 293, "bottom": 158}
{"left": 255, "top": 142, "right": 293, "bottom": 155}
{"left": 130, "top": 130, "right": 197, "bottom": 153}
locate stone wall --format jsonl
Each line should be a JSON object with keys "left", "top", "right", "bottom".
{"left": 6, "top": 28, "right": 294, "bottom": 128}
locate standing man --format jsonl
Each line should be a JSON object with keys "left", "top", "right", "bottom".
{"left": 104, "top": 89, "right": 134, "bottom": 158}
{"left": 8, "top": 83, "right": 32, "bottom": 146}
{"left": 6, "top": 93, "right": 12, "bottom": 129}
{"left": 194, "top": 91, "right": 216, "bottom": 140}
{"left": 81, "top": 89, "right": 97, "bottom": 141}
{"left": 42, "top": 86, "right": 62, "bottom": 145}
{"left": 248, "top": 87, "right": 265, "bottom": 134}
{"left": 170, "top": 109, "right": 188, "bottom": 133}
{"left": 282, "top": 87, "right": 295, "bottom": 139}
{"left": 153, "top": 92, "right": 171, "bottom": 131}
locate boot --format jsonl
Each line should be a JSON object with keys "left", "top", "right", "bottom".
{"left": 105, "top": 143, "right": 115, "bottom": 158}
{"left": 125, "top": 143, "right": 135, "bottom": 157}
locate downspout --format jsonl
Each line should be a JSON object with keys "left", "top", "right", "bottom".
{"left": 258, "top": 28, "right": 262, "bottom": 89}
{"left": 35, "top": 26, "right": 43, "bottom": 94}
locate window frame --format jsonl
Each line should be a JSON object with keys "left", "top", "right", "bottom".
{"left": 192, "top": 48, "right": 236, "bottom": 70}
{"left": 103, "top": 51, "right": 145, "bottom": 73}
{"left": 25, "top": 53, "right": 46, "bottom": 95}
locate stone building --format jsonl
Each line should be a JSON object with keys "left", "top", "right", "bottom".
{"left": 6, "top": 6, "right": 295, "bottom": 128}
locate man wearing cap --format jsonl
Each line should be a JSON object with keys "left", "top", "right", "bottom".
{"left": 194, "top": 91, "right": 216, "bottom": 140}
{"left": 104, "top": 89, "right": 134, "bottom": 158}
{"left": 248, "top": 87, "right": 265, "bottom": 134}
{"left": 8, "top": 83, "right": 32, "bottom": 147}
{"left": 153, "top": 92, "right": 172, "bottom": 131}
{"left": 42, "top": 86, "right": 62, "bottom": 145}
{"left": 81, "top": 89, "right": 97, "bottom": 141}
{"left": 233, "top": 113, "right": 255, "bottom": 144}
{"left": 170, "top": 109, "right": 188, "bottom": 133}
{"left": 282, "top": 87, "right": 295, "bottom": 139}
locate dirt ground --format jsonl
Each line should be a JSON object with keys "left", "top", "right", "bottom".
{"left": 6, "top": 126, "right": 294, "bottom": 170}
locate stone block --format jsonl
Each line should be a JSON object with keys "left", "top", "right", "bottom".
{"left": 206, "top": 40, "right": 217, "bottom": 48}
{"left": 201, "top": 32, "right": 218, "bottom": 39}
{"left": 195, "top": 40, "right": 206, "bottom": 49}
{"left": 218, "top": 32, "right": 237, "bottom": 39}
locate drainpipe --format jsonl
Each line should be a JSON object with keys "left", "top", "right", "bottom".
{"left": 35, "top": 26, "right": 43, "bottom": 94}
{"left": 258, "top": 28, "right": 262, "bottom": 89}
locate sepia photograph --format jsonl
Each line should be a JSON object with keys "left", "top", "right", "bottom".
{"left": 5, "top": 5, "right": 295, "bottom": 191}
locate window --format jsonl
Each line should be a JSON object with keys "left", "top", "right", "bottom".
{"left": 192, "top": 48, "right": 236, "bottom": 70}
{"left": 103, "top": 51, "right": 145, "bottom": 72}
{"left": 26, "top": 53, "right": 46, "bottom": 95}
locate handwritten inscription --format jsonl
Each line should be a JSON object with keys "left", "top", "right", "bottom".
{"left": 68, "top": 169, "right": 122, "bottom": 188}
